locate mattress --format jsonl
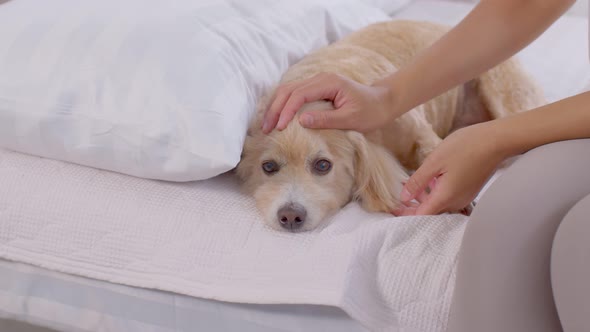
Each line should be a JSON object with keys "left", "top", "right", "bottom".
{"left": 0, "top": 260, "right": 365, "bottom": 332}
{"left": 0, "top": 2, "right": 588, "bottom": 332}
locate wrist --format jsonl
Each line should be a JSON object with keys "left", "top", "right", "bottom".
{"left": 481, "top": 117, "right": 526, "bottom": 159}
{"left": 372, "top": 74, "right": 411, "bottom": 121}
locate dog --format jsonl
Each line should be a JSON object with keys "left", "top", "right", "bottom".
{"left": 236, "top": 20, "right": 545, "bottom": 232}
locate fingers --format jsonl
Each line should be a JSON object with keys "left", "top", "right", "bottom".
{"left": 403, "top": 177, "right": 436, "bottom": 203}
{"left": 392, "top": 179, "right": 433, "bottom": 216}
{"left": 415, "top": 185, "right": 431, "bottom": 204}
{"left": 275, "top": 77, "right": 343, "bottom": 130}
{"left": 262, "top": 80, "right": 309, "bottom": 133}
{"left": 414, "top": 176, "right": 454, "bottom": 215}
{"left": 392, "top": 201, "right": 419, "bottom": 216}
{"left": 298, "top": 108, "right": 352, "bottom": 130}
{"left": 401, "top": 161, "right": 441, "bottom": 203}
{"left": 262, "top": 73, "right": 344, "bottom": 133}
{"left": 414, "top": 191, "right": 448, "bottom": 215}
{"left": 395, "top": 180, "right": 450, "bottom": 216}
{"left": 395, "top": 167, "right": 441, "bottom": 216}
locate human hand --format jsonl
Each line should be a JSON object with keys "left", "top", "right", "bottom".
{"left": 261, "top": 73, "right": 398, "bottom": 133}
{"left": 394, "top": 122, "right": 508, "bottom": 216}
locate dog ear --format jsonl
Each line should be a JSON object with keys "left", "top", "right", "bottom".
{"left": 246, "top": 86, "right": 278, "bottom": 136}
{"left": 236, "top": 120, "right": 260, "bottom": 183}
{"left": 237, "top": 92, "right": 270, "bottom": 175}
{"left": 236, "top": 132, "right": 254, "bottom": 178}
{"left": 236, "top": 88, "right": 282, "bottom": 186}
{"left": 347, "top": 131, "right": 408, "bottom": 213}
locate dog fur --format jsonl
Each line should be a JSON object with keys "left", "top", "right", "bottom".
{"left": 236, "top": 20, "right": 546, "bottom": 232}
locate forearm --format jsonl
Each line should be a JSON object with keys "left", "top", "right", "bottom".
{"left": 492, "top": 91, "right": 590, "bottom": 157}
{"left": 376, "top": 0, "right": 574, "bottom": 116}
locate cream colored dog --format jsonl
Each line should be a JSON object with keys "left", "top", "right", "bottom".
{"left": 237, "top": 20, "right": 545, "bottom": 232}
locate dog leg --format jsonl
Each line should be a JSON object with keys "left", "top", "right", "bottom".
{"left": 415, "top": 129, "right": 443, "bottom": 166}
{"left": 476, "top": 57, "right": 546, "bottom": 119}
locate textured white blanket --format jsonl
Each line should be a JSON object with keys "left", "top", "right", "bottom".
{"left": 0, "top": 149, "right": 467, "bottom": 331}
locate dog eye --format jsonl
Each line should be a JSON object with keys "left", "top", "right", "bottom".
{"left": 313, "top": 159, "right": 332, "bottom": 175}
{"left": 261, "top": 161, "right": 279, "bottom": 174}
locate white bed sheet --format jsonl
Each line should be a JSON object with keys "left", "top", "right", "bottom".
{"left": 0, "top": 2, "right": 588, "bottom": 332}
{"left": 0, "top": 147, "right": 467, "bottom": 332}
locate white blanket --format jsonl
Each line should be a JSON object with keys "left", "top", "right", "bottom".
{"left": 0, "top": 2, "right": 588, "bottom": 332}
{"left": 0, "top": 149, "right": 466, "bottom": 331}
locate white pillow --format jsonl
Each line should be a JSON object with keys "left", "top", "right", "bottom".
{"left": 0, "top": 0, "right": 389, "bottom": 181}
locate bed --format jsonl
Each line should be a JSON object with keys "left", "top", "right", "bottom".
{"left": 0, "top": 1, "right": 588, "bottom": 332}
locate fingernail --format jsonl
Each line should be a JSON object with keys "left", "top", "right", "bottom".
{"left": 401, "top": 188, "right": 411, "bottom": 201}
{"left": 300, "top": 114, "right": 313, "bottom": 127}
{"left": 262, "top": 119, "right": 269, "bottom": 133}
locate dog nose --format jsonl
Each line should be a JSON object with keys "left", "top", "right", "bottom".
{"left": 277, "top": 203, "right": 307, "bottom": 230}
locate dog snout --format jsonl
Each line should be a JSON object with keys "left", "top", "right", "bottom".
{"left": 277, "top": 203, "right": 307, "bottom": 230}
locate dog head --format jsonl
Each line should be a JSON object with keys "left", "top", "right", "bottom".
{"left": 237, "top": 101, "right": 407, "bottom": 232}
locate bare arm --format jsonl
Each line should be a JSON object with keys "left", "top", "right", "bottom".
{"left": 262, "top": 0, "right": 575, "bottom": 132}
{"left": 495, "top": 91, "right": 590, "bottom": 157}
{"left": 399, "top": 90, "right": 590, "bottom": 215}
{"left": 379, "top": 0, "right": 575, "bottom": 117}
